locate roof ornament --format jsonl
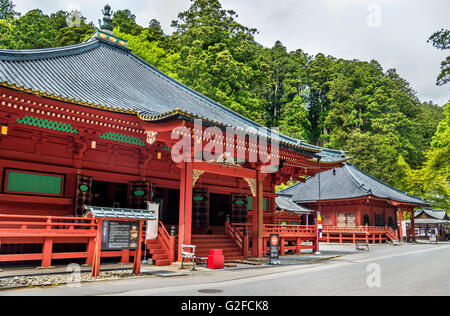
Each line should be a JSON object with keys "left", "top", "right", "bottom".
{"left": 99, "top": 4, "right": 114, "bottom": 32}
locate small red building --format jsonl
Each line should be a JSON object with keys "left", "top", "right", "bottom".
{"left": 279, "top": 163, "right": 429, "bottom": 243}
{"left": 0, "top": 6, "right": 348, "bottom": 267}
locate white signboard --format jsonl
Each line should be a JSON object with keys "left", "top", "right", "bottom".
{"left": 146, "top": 202, "right": 160, "bottom": 240}
{"left": 401, "top": 221, "right": 407, "bottom": 238}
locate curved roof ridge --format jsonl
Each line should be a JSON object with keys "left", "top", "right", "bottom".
{"left": 343, "top": 163, "right": 371, "bottom": 194}
{"left": 0, "top": 37, "right": 349, "bottom": 161}
{"left": 345, "top": 163, "right": 427, "bottom": 204}
{"left": 0, "top": 40, "right": 101, "bottom": 61}
{"left": 128, "top": 51, "right": 319, "bottom": 149}
{"left": 277, "top": 181, "right": 305, "bottom": 196}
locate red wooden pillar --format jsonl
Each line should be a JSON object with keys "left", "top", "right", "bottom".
{"left": 120, "top": 249, "right": 130, "bottom": 264}
{"left": 252, "top": 171, "right": 264, "bottom": 258}
{"left": 86, "top": 237, "right": 96, "bottom": 265}
{"left": 91, "top": 219, "right": 103, "bottom": 278}
{"left": 356, "top": 206, "right": 362, "bottom": 226}
{"left": 399, "top": 210, "right": 404, "bottom": 242}
{"left": 178, "top": 161, "right": 193, "bottom": 261}
{"left": 280, "top": 237, "right": 285, "bottom": 255}
{"left": 169, "top": 234, "right": 176, "bottom": 264}
{"left": 132, "top": 221, "right": 143, "bottom": 275}
{"left": 410, "top": 210, "right": 416, "bottom": 242}
{"left": 41, "top": 237, "right": 53, "bottom": 268}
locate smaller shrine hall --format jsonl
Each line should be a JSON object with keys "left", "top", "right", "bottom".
{"left": 279, "top": 163, "right": 429, "bottom": 243}
{"left": 404, "top": 209, "right": 449, "bottom": 241}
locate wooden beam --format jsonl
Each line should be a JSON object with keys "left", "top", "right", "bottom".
{"left": 192, "top": 162, "right": 257, "bottom": 179}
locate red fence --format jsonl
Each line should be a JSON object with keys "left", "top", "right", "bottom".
{"left": 228, "top": 224, "right": 319, "bottom": 256}
{"left": 225, "top": 222, "right": 249, "bottom": 259}
{"left": 0, "top": 214, "right": 147, "bottom": 267}
{"left": 263, "top": 225, "right": 318, "bottom": 255}
{"left": 321, "top": 226, "right": 398, "bottom": 243}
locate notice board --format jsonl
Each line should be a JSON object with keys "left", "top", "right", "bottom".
{"left": 101, "top": 221, "right": 140, "bottom": 251}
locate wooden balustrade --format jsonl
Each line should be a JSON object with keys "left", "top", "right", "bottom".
{"left": 158, "top": 222, "right": 176, "bottom": 264}
{"left": 0, "top": 214, "right": 151, "bottom": 267}
{"left": 226, "top": 222, "right": 249, "bottom": 259}
{"left": 321, "top": 225, "right": 399, "bottom": 244}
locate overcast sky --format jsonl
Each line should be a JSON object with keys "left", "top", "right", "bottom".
{"left": 13, "top": 0, "right": 450, "bottom": 105}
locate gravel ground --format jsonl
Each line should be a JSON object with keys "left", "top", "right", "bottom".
{"left": 0, "top": 270, "right": 143, "bottom": 289}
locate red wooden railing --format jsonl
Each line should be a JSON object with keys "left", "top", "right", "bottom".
{"left": 157, "top": 222, "right": 176, "bottom": 264}
{"left": 0, "top": 214, "right": 97, "bottom": 267}
{"left": 0, "top": 214, "right": 152, "bottom": 267}
{"left": 228, "top": 224, "right": 319, "bottom": 256}
{"left": 226, "top": 222, "right": 249, "bottom": 259}
{"left": 263, "top": 224, "right": 318, "bottom": 255}
{"left": 322, "top": 225, "right": 399, "bottom": 243}
{"left": 263, "top": 224, "right": 316, "bottom": 237}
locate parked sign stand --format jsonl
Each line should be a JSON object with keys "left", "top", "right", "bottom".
{"left": 268, "top": 234, "right": 281, "bottom": 265}
{"left": 84, "top": 206, "right": 156, "bottom": 278}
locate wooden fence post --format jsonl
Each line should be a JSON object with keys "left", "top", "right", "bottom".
{"left": 41, "top": 237, "right": 53, "bottom": 268}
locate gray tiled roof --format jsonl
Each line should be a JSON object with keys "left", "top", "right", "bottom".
{"left": 290, "top": 163, "right": 428, "bottom": 206}
{"left": 0, "top": 37, "right": 348, "bottom": 162}
{"left": 276, "top": 195, "right": 313, "bottom": 214}
{"left": 84, "top": 205, "right": 157, "bottom": 220}
{"left": 414, "top": 208, "right": 448, "bottom": 220}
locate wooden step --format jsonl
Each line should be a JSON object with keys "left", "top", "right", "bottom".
{"left": 152, "top": 253, "right": 169, "bottom": 260}
{"left": 196, "top": 251, "right": 243, "bottom": 258}
{"left": 192, "top": 235, "right": 229, "bottom": 239}
{"left": 149, "top": 248, "right": 166, "bottom": 255}
{"left": 155, "top": 259, "right": 171, "bottom": 266}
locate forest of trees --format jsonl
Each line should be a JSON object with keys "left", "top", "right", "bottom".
{"left": 0, "top": 0, "right": 448, "bottom": 210}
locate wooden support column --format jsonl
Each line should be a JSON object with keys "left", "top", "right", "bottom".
{"left": 132, "top": 221, "right": 143, "bottom": 275}
{"left": 356, "top": 206, "right": 362, "bottom": 226}
{"left": 399, "top": 210, "right": 404, "bottom": 242}
{"left": 91, "top": 219, "right": 103, "bottom": 278}
{"left": 120, "top": 249, "right": 130, "bottom": 264}
{"left": 410, "top": 210, "right": 416, "bottom": 242}
{"left": 252, "top": 170, "right": 264, "bottom": 258}
{"left": 41, "top": 237, "right": 53, "bottom": 268}
{"left": 178, "top": 161, "right": 193, "bottom": 261}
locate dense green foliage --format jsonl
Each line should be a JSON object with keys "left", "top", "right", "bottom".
{"left": 0, "top": 0, "right": 17, "bottom": 20}
{"left": 428, "top": 28, "right": 450, "bottom": 86}
{"left": 0, "top": 9, "right": 95, "bottom": 49}
{"left": 0, "top": 0, "right": 448, "bottom": 209}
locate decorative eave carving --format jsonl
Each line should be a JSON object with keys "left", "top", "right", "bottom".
{"left": 245, "top": 178, "right": 257, "bottom": 197}
{"left": 193, "top": 169, "right": 205, "bottom": 187}
{"left": 145, "top": 131, "right": 158, "bottom": 145}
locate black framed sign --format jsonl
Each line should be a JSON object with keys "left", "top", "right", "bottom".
{"left": 101, "top": 221, "right": 140, "bottom": 251}
{"left": 268, "top": 234, "right": 281, "bottom": 265}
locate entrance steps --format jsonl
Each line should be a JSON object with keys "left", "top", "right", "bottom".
{"left": 146, "top": 239, "right": 171, "bottom": 266}
{"left": 192, "top": 234, "right": 244, "bottom": 261}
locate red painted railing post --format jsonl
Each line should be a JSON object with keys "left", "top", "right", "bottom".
{"left": 296, "top": 238, "right": 301, "bottom": 254}
{"left": 120, "top": 249, "right": 130, "bottom": 264}
{"left": 41, "top": 237, "right": 53, "bottom": 268}
{"left": 86, "top": 236, "right": 96, "bottom": 265}
{"left": 243, "top": 233, "right": 249, "bottom": 259}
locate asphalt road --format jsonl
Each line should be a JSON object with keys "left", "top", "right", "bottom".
{"left": 1, "top": 242, "right": 449, "bottom": 296}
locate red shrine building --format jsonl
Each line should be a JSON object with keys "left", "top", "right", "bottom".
{"left": 0, "top": 6, "right": 348, "bottom": 267}
{"left": 278, "top": 163, "right": 429, "bottom": 243}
